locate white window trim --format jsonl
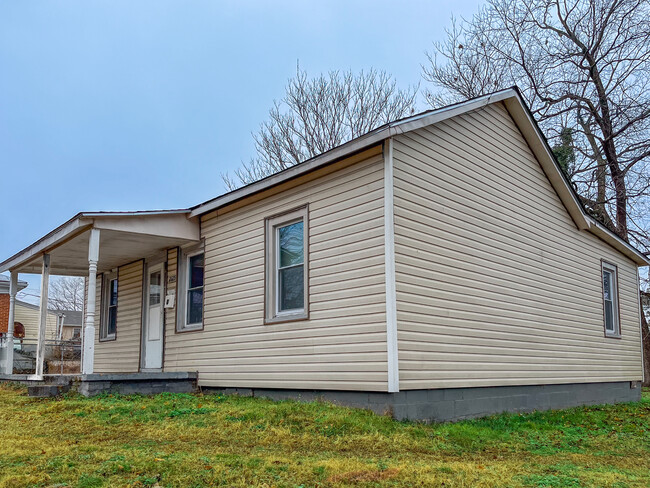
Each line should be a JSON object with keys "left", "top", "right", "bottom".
{"left": 601, "top": 261, "right": 621, "bottom": 338}
{"left": 100, "top": 271, "right": 118, "bottom": 341}
{"left": 265, "top": 206, "right": 309, "bottom": 324}
{"left": 176, "top": 243, "right": 205, "bottom": 332}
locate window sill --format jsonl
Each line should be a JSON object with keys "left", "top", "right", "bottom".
{"left": 604, "top": 331, "right": 621, "bottom": 339}
{"left": 265, "top": 313, "right": 308, "bottom": 325}
{"left": 99, "top": 335, "right": 116, "bottom": 342}
{"left": 176, "top": 324, "right": 204, "bottom": 334}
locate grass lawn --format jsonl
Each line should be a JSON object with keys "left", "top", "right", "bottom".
{"left": 0, "top": 384, "right": 648, "bottom": 488}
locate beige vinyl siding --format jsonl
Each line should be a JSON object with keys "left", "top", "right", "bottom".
{"left": 164, "top": 248, "right": 178, "bottom": 344}
{"left": 164, "top": 153, "right": 388, "bottom": 391}
{"left": 61, "top": 326, "right": 81, "bottom": 341}
{"left": 93, "top": 260, "right": 143, "bottom": 372}
{"left": 14, "top": 303, "right": 57, "bottom": 341}
{"left": 393, "top": 102, "right": 643, "bottom": 390}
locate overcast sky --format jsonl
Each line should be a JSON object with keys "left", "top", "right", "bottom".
{"left": 0, "top": 0, "right": 481, "bottom": 300}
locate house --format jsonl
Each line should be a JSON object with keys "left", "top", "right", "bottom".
{"left": 1, "top": 276, "right": 57, "bottom": 342}
{"left": 0, "top": 274, "right": 28, "bottom": 337}
{"left": 55, "top": 310, "right": 83, "bottom": 341}
{"left": 1, "top": 276, "right": 60, "bottom": 373}
{"left": 0, "top": 88, "right": 647, "bottom": 421}
{"left": 13, "top": 300, "right": 58, "bottom": 342}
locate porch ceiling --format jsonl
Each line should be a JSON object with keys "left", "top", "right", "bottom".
{"left": 0, "top": 211, "right": 200, "bottom": 276}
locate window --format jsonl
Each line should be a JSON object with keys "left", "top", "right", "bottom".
{"left": 149, "top": 270, "right": 162, "bottom": 306}
{"left": 177, "top": 246, "right": 204, "bottom": 332}
{"left": 265, "top": 206, "right": 308, "bottom": 323}
{"left": 601, "top": 261, "right": 620, "bottom": 337}
{"left": 186, "top": 253, "right": 204, "bottom": 326}
{"left": 100, "top": 273, "right": 118, "bottom": 341}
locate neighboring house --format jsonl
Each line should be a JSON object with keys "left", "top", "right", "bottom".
{"left": 55, "top": 310, "right": 83, "bottom": 341}
{"left": 0, "top": 275, "right": 27, "bottom": 337}
{"left": 0, "top": 88, "right": 647, "bottom": 421}
{"left": 1, "top": 276, "right": 58, "bottom": 341}
{"left": 13, "top": 300, "right": 58, "bottom": 342}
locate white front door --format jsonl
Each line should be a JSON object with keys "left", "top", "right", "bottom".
{"left": 143, "top": 264, "right": 164, "bottom": 370}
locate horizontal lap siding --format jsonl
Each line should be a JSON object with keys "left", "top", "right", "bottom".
{"left": 393, "top": 102, "right": 643, "bottom": 390}
{"left": 14, "top": 305, "right": 57, "bottom": 341}
{"left": 164, "top": 248, "right": 178, "bottom": 346}
{"left": 93, "top": 261, "right": 143, "bottom": 373}
{"left": 164, "top": 155, "right": 388, "bottom": 391}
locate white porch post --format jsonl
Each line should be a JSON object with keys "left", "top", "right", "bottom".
{"left": 4, "top": 271, "right": 18, "bottom": 374}
{"left": 82, "top": 228, "right": 100, "bottom": 375}
{"left": 34, "top": 254, "right": 50, "bottom": 378}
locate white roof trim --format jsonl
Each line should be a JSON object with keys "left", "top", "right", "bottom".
{"left": 189, "top": 87, "right": 648, "bottom": 266}
{"left": 2, "top": 89, "right": 646, "bottom": 270}
{"left": 0, "top": 210, "right": 195, "bottom": 274}
{"left": 189, "top": 89, "right": 518, "bottom": 218}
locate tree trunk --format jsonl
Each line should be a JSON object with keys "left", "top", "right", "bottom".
{"left": 642, "top": 307, "right": 650, "bottom": 387}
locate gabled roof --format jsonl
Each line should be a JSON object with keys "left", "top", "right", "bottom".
{"left": 189, "top": 87, "right": 648, "bottom": 266}
{"left": 15, "top": 299, "right": 58, "bottom": 315}
{"left": 1, "top": 88, "right": 647, "bottom": 270}
{"left": 56, "top": 310, "right": 83, "bottom": 326}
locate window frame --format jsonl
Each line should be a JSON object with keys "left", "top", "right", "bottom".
{"left": 100, "top": 271, "right": 118, "bottom": 341}
{"left": 176, "top": 244, "right": 205, "bottom": 333}
{"left": 601, "top": 260, "right": 621, "bottom": 338}
{"left": 265, "top": 206, "right": 309, "bottom": 324}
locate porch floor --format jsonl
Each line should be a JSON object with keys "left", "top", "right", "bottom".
{"left": 0, "top": 372, "right": 198, "bottom": 397}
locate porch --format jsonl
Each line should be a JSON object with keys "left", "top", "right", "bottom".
{"left": 0, "top": 371, "right": 198, "bottom": 397}
{"left": 0, "top": 210, "right": 200, "bottom": 386}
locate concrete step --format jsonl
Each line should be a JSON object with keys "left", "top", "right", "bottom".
{"left": 28, "top": 384, "right": 71, "bottom": 398}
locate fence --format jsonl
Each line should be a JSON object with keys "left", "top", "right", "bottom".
{"left": 0, "top": 335, "right": 82, "bottom": 375}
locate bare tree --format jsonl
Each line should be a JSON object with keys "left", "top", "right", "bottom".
{"left": 48, "top": 276, "right": 85, "bottom": 311}
{"left": 423, "top": 0, "right": 650, "bottom": 250}
{"left": 223, "top": 67, "right": 418, "bottom": 190}
{"left": 423, "top": 0, "right": 650, "bottom": 384}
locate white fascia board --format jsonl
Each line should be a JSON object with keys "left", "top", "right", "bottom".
{"left": 586, "top": 217, "right": 650, "bottom": 266}
{"left": 189, "top": 135, "right": 388, "bottom": 218}
{"left": 502, "top": 96, "right": 590, "bottom": 231}
{"left": 190, "top": 89, "right": 521, "bottom": 218}
{"left": 81, "top": 209, "right": 190, "bottom": 217}
{"left": 0, "top": 210, "right": 196, "bottom": 274}
{"left": 386, "top": 88, "right": 518, "bottom": 136}
{"left": 0, "top": 216, "right": 93, "bottom": 273}
{"left": 92, "top": 213, "right": 200, "bottom": 241}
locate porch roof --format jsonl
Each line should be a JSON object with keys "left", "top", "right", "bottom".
{"left": 0, "top": 210, "right": 200, "bottom": 276}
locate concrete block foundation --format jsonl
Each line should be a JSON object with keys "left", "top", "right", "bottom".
{"left": 77, "top": 372, "right": 198, "bottom": 397}
{"left": 1, "top": 372, "right": 198, "bottom": 397}
{"left": 205, "top": 381, "right": 642, "bottom": 422}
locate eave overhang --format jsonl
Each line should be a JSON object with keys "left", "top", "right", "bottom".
{"left": 189, "top": 87, "right": 649, "bottom": 266}
{"left": 0, "top": 210, "right": 200, "bottom": 275}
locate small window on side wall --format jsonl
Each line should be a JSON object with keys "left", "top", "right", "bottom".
{"left": 265, "top": 206, "right": 309, "bottom": 323}
{"left": 100, "top": 273, "right": 118, "bottom": 341}
{"left": 177, "top": 245, "right": 205, "bottom": 332}
{"left": 601, "top": 261, "right": 620, "bottom": 338}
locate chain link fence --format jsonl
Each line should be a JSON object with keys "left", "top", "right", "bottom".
{"left": 1, "top": 336, "right": 81, "bottom": 375}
